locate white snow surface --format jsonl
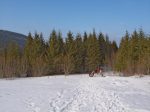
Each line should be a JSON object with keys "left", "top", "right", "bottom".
{"left": 0, "top": 73, "right": 150, "bottom": 112}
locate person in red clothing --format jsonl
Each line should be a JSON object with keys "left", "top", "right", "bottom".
{"left": 89, "top": 66, "right": 103, "bottom": 77}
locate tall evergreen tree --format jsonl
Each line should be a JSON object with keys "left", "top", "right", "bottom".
{"left": 129, "top": 30, "right": 139, "bottom": 73}
{"left": 115, "top": 31, "right": 130, "bottom": 73}
{"left": 54, "top": 31, "right": 64, "bottom": 74}
{"left": 47, "top": 30, "right": 59, "bottom": 74}
{"left": 82, "top": 32, "right": 88, "bottom": 72}
{"left": 31, "top": 32, "right": 47, "bottom": 76}
{"left": 98, "top": 32, "right": 105, "bottom": 65}
{"left": 23, "top": 32, "right": 34, "bottom": 76}
{"left": 115, "top": 29, "right": 149, "bottom": 75}
{"left": 63, "top": 31, "right": 75, "bottom": 74}
{"left": 104, "top": 35, "right": 111, "bottom": 66}
{"left": 110, "top": 40, "right": 118, "bottom": 69}
{"left": 74, "top": 33, "right": 83, "bottom": 73}
{"left": 86, "top": 30, "right": 100, "bottom": 71}
{"left": 6, "top": 42, "right": 21, "bottom": 77}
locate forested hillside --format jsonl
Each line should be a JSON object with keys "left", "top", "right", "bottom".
{"left": 0, "top": 29, "right": 149, "bottom": 78}
{"left": 0, "top": 30, "right": 27, "bottom": 49}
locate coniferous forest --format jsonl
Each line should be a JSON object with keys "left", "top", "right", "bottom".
{"left": 0, "top": 29, "right": 149, "bottom": 78}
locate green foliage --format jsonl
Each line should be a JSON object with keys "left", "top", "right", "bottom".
{"left": 115, "top": 29, "right": 150, "bottom": 75}
{"left": 47, "top": 30, "right": 65, "bottom": 74}
{"left": 98, "top": 32, "right": 106, "bottom": 65}
{"left": 86, "top": 31, "right": 100, "bottom": 71}
{"left": 63, "top": 31, "right": 75, "bottom": 74}
{"left": 23, "top": 32, "right": 47, "bottom": 77}
{"left": 0, "top": 41, "right": 22, "bottom": 77}
{"left": 1, "top": 28, "right": 149, "bottom": 78}
{"left": 74, "top": 33, "right": 84, "bottom": 73}
{"left": 115, "top": 31, "right": 130, "bottom": 72}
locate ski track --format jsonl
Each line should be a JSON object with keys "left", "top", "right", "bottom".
{"left": 49, "top": 78, "right": 128, "bottom": 112}
{"left": 25, "top": 98, "right": 41, "bottom": 112}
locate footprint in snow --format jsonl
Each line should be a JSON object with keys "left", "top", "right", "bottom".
{"left": 26, "top": 100, "right": 40, "bottom": 112}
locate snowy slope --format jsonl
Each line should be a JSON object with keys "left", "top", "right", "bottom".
{"left": 0, "top": 74, "right": 150, "bottom": 112}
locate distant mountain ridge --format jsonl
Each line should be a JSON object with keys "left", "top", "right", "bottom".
{"left": 0, "top": 30, "right": 27, "bottom": 49}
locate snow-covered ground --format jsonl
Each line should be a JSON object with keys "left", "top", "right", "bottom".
{"left": 0, "top": 73, "right": 150, "bottom": 112}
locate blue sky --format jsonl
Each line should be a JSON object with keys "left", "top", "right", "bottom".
{"left": 0, "top": 0, "right": 150, "bottom": 43}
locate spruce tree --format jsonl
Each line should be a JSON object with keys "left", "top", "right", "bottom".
{"left": 115, "top": 31, "right": 130, "bottom": 73}
{"left": 129, "top": 30, "right": 139, "bottom": 73}
{"left": 23, "top": 32, "right": 34, "bottom": 77}
{"left": 31, "top": 32, "right": 46, "bottom": 76}
{"left": 104, "top": 35, "right": 111, "bottom": 67}
{"left": 74, "top": 33, "right": 83, "bottom": 73}
{"left": 86, "top": 30, "right": 100, "bottom": 71}
{"left": 98, "top": 32, "right": 105, "bottom": 66}
{"left": 63, "top": 31, "right": 75, "bottom": 74}
{"left": 6, "top": 42, "right": 20, "bottom": 77}
{"left": 47, "top": 30, "right": 58, "bottom": 74}
{"left": 82, "top": 32, "right": 88, "bottom": 72}
{"left": 111, "top": 40, "right": 118, "bottom": 69}
{"left": 55, "top": 31, "right": 64, "bottom": 74}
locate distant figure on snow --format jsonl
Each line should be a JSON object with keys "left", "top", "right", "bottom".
{"left": 89, "top": 66, "right": 103, "bottom": 77}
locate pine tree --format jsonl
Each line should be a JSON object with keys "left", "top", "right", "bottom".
{"left": 83, "top": 32, "right": 88, "bottom": 42}
{"left": 82, "top": 32, "right": 88, "bottom": 72}
{"left": 32, "top": 32, "right": 47, "bottom": 76}
{"left": 48, "top": 30, "right": 58, "bottom": 57}
{"left": 115, "top": 29, "right": 149, "bottom": 75}
{"left": 6, "top": 42, "right": 21, "bottom": 77}
{"left": 23, "top": 32, "right": 34, "bottom": 77}
{"left": 57, "top": 32, "right": 64, "bottom": 54}
{"left": 137, "top": 29, "right": 150, "bottom": 74}
{"left": 129, "top": 30, "right": 139, "bottom": 73}
{"left": 63, "top": 31, "right": 75, "bottom": 74}
{"left": 54, "top": 31, "right": 64, "bottom": 74}
{"left": 98, "top": 32, "right": 105, "bottom": 66}
{"left": 146, "top": 36, "right": 150, "bottom": 74}
{"left": 111, "top": 40, "right": 118, "bottom": 69}
{"left": 104, "top": 35, "right": 112, "bottom": 67}
{"left": 86, "top": 30, "right": 100, "bottom": 71}
{"left": 0, "top": 48, "right": 7, "bottom": 78}
{"left": 115, "top": 31, "right": 130, "bottom": 73}
{"left": 74, "top": 33, "right": 83, "bottom": 73}
{"left": 47, "top": 30, "right": 58, "bottom": 74}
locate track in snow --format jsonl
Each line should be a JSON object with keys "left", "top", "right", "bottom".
{"left": 1, "top": 74, "right": 150, "bottom": 112}
{"left": 49, "top": 77, "right": 127, "bottom": 112}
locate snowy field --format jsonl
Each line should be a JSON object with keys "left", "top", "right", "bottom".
{"left": 0, "top": 73, "right": 150, "bottom": 112}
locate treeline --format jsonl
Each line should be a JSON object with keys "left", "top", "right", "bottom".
{"left": 0, "top": 29, "right": 149, "bottom": 78}
{"left": 115, "top": 29, "right": 150, "bottom": 75}
{"left": 0, "top": 30, "right": 118, "bottom": 78}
